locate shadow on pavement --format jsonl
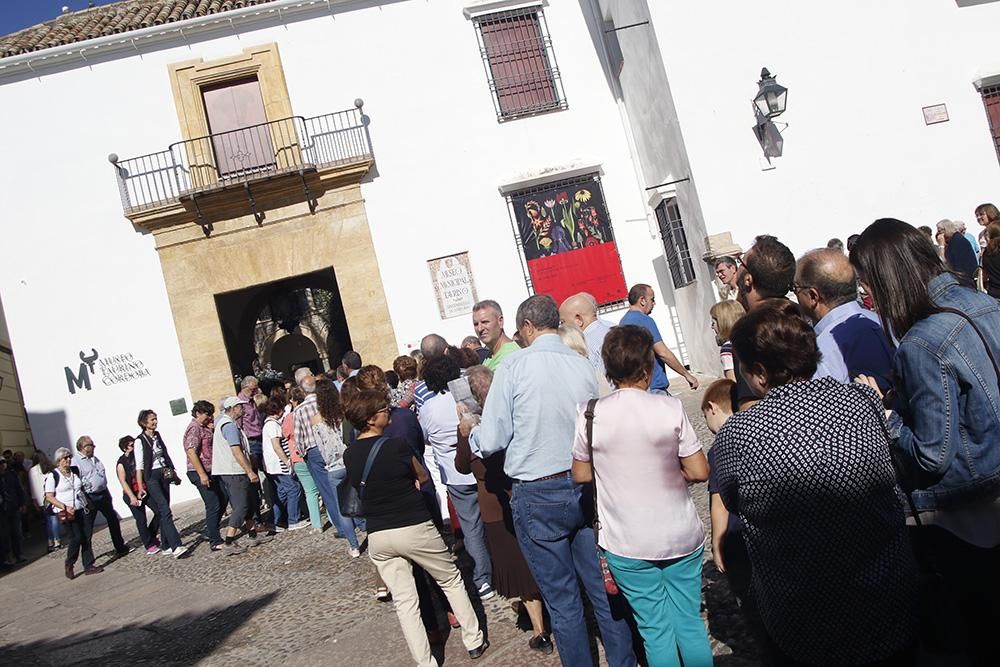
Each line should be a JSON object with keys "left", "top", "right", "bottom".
{"left": 703, "top": 560, "right": 761, "bottom": 665}
{"left": 0, "top": 590, "right": 278, "bottom": 666}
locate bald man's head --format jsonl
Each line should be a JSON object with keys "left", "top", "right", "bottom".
{"left": 420, "top": 334, "right": 448, "bottom": 359}
{"left": 558, "top": 292, "right": 599, "bottom": 330}
{"left": 795, "top": 248, "right": 859, "bottom": 321}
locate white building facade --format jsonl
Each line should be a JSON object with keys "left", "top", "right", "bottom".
{"left": 0, "top": 0, "right": 697, "bottom": 508}
{"left": 2, "top": 0, "right": 999, "bottom": 510}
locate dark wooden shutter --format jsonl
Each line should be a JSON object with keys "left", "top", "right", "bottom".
{"left": 480, "top": 13, "right": 556, "bottom": 116}
{"left": 982, "top": 86, "right": 1000, "bottom": 167}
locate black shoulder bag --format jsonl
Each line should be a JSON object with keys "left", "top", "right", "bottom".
{"left": 584, "top": 399, "right": 619, "bottom": 596}
{"left": 338, "top": 436, "right": 387, "bottom": 518}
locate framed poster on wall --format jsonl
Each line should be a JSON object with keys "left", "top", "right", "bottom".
{"left": 427, "top": 252, "right": 479, "bottom": 319}
{"left": 507, "top": 173, "right": 628, "bottom": 308}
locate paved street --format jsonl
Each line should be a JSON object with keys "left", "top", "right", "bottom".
{"left": 0, "top": 379, "right": 759, "bottom": 666}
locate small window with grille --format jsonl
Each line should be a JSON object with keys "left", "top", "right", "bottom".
{"left": 981, "top": 85, "right": 1000, "bottom": 166}
{"left": 655, "top": 198, "right": 697, "bottom": 288}
{"left": 472, "top": 7, "right": 568, "bottom": 122}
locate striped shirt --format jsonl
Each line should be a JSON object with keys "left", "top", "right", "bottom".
{"left": 292, "top": 394, "right": 320, "bottom": 457}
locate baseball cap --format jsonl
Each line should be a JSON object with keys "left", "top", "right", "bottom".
{"left": 222, "top": 396, "right": 249, "bottom": 409}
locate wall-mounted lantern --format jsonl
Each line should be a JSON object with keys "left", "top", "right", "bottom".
{"left": 752, "top": 68, "right": 788, "bottom": 162}
{"left": 754, "top": 68, "right": 787, "bottom": 119}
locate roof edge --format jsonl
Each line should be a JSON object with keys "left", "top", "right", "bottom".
{"left": 0, "top": 0, "right": 346, "bottom": 80}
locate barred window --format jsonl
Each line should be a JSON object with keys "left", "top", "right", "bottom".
{"left": 981, "top": 85, "right": 1000, "bottom": 167}
{"left": 655, "top": 198, "right": 697, "bottom": 288}
{"left": 473, "top": 7, "right": 567, "bottom": 121}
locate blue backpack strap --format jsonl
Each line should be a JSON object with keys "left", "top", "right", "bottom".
{"left": 360, "top": 436, "right": 389, "bottom": 488}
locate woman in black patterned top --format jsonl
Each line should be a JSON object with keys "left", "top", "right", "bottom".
{"left": 712, "top": 299, "right": 917, "bottom": 665}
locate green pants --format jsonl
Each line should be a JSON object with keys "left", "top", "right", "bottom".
{"left": 293, "top": 462, "right": 323, "bottom": 530}
{"left": 604, "top": 545, "right": 712, "bottom": 667}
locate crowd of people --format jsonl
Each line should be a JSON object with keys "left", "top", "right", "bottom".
{"left": 9, "top": 205, "right": 1000, "bottom": 665}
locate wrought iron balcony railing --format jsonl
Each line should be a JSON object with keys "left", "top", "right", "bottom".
{"left": 110, "top": 106, "right": 372, "bottom": 215}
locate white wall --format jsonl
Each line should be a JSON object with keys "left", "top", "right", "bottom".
{"left": 0, "top": 0, "right": 685, "bottom": 510}
{"left": 648, "top": 0, "right": 1000, "bottom": 257}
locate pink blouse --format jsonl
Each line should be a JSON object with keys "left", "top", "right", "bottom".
{"left": 572, "top": 388, "right": 705, "bottom": 561}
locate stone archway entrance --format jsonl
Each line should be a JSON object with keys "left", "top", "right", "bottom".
{"left": 215, "top": 268, "right": 352, "bottom": 384}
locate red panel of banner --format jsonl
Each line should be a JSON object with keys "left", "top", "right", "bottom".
{"left": 526, "top": 241, "right": 628, "bottom": 307}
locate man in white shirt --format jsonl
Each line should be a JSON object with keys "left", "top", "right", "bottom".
{"left": 73, "top": 435, "right": 130, "bottom": 556}
{"left": 418, "top": 354, "right": 495, "bottom": 600}
{"left": 559, "top": 292, "right": 613, "bottom": 378}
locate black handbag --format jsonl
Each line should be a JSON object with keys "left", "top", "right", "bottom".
{"left": 337, "top": 436, "right": 387, "bottom": 518}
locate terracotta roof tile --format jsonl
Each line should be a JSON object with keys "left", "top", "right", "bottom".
{"left": 0, "top": 0, "right": 279, "bottom": 59}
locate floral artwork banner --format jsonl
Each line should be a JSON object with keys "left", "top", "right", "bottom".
{"left": 511, "top": 179, "right": 628, "bottom": 307}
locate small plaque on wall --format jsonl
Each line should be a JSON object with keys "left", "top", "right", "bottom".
{"left": 428, "top": 252, "right": 479, "bottom": 320}
{"left": 922, "top": 104, "right": 949, "bottom": 125}
{"left": 169, "top": 398, "right": 188, "bottom": 416}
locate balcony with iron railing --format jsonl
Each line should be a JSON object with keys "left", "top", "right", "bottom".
{"left": 110, "top": 103, "right": 373, "bottom": 226}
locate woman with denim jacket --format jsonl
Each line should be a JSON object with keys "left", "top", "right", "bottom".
{"left": 851, "top": 218, "right": 1000, "bottom": 665}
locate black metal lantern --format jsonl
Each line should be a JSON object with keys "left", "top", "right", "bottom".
{"left": 754, "top": 68, "right": 787, "bottom": 119}
{"left": 753, "top": 111, "right": 784, "bottom": 159}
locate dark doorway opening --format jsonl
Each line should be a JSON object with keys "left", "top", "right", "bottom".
{"left": 214, "top": 268, "right": 352, "bottom": 392}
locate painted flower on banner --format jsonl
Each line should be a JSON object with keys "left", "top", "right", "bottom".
{"left": 556, "top": 191, "right": 570, "bottom": 205}
{"left": 544, "top": 199, "right": 556, "bottom": 209}
{"left": 575, "top": 189, "right": 592, "bottom": 204}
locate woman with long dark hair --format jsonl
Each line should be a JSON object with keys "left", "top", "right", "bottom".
{"left": 134, "top": 410, "right": 186, "bottom": 558}
{"left": 851, "top": 218, "right": 1000, "bottom": 665}
{"left": 979, "top": 222, "right": 1000, "bottom": 300}
{"left": 311, "top": 377, "right": 360, "bottom": 557}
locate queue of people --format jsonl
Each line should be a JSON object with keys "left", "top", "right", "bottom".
{"left": 15, "top": 211, "right": 1000, "bottom": 666}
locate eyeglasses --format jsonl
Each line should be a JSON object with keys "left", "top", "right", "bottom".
{"left": 791, "top": 283, "right": 813, "bottom": 294}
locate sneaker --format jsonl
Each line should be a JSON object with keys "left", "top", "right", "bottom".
{"left": 375, "top": 587, "right": 392, "bottom": 602}
{"left": 116, "top": 546, "right": 135, "bottom": 557}
{"left": 528, "top": 634, "right": 554, "bottom": 655}
{"left": 145, "top": 545, "right": 161, "bottom": 555}
{"left": 274, "top": 525, "right": 286, "bottom": 533}
{"left": 349, "top": 547, "right": 361, "bottom": 558}
{"left": 468, "top": 640, "right": 490, "bottom": 659}
{"left": 288, "top": 520, "right": 310, "bottom": 531}
{"left": 216, "top": 542, "right": 245, "bottom": 556}
{"left": 172, "top": 545, "right": 189, "bottom": 559}
{"left": 477, "top": 582, "right": 496, "bottom": 601}
{"left": 160, "top": 548, "right": 174, "bottom": 556}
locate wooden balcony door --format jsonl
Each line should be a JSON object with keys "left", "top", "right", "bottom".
{"left": 202, "top": 77, "right": 276, "bottom": 178}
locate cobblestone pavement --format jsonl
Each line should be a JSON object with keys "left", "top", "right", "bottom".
{"left": 0, "top": 377, "right": 760, "bottom": 666}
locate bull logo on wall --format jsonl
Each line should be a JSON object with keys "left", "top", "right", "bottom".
{"left": 65, "top": 349, "right": 99, "bottom": 395}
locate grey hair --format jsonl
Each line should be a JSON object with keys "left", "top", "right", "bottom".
{"left": 473, "top": 299, "right": 503, "bottom": 318}
{"left": 714, "top": 256, "right": 738, "bottom": 269}
{"left": 294, "top": 367, "right": 313, "bottom": 384}
{"left": 241, "top": 376, "right": 258, "bottom": 389}
{"left": 937, "top": 219, "right": 961, "bottom": 236}
{"left": 465, "top": 364, "right": 494, "bottom": 407}
{"left": 75, "top": 435, "right": 92, "bottom": 450}
{"left": 515, "top": 294, "right": 560, "bottom": 330}
{"left": 300, "top": 375, "right": 317, "bottom": 394}
{"left": 53, "top": 447, "right": 72, "bottom": 463}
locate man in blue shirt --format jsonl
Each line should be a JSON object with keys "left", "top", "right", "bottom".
{"left": 619, "top": 284, "right": 699, "bottom": 394}
{"left": 468, "top": 294, "right": 636, "bottom": 667}
{"left": 794, "top": 249, "right": 894, "bottom": 391}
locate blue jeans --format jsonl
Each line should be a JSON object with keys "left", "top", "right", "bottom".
{"left": 122, "top": 495, "right": 159, "bottom": 549}
{"left": 447, "top": 484, "right": 493, "bottom": 589}
{"left": 144, "top": 468, "right": 181, "bottom": 550}
{"left": 44, "top": 510, "right": 61, "bottom": 543}
{"left": 305, "top": 448, "right": 358, "bottom": 549}
{"left": 605, "top": 547, "right": 712, "bottom": 667}
{"left": 186, "top": 471, "right": 226, "bottom": 547}
{"left": 272, "top": 473, "right": 302, "bottom": 526}
{"left": 510, "top": 475, "right": 636, "bottom": 667}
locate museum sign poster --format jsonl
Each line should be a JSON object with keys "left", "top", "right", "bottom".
{"left": 428, "top": 252, "right": 479, "bottom": 319}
